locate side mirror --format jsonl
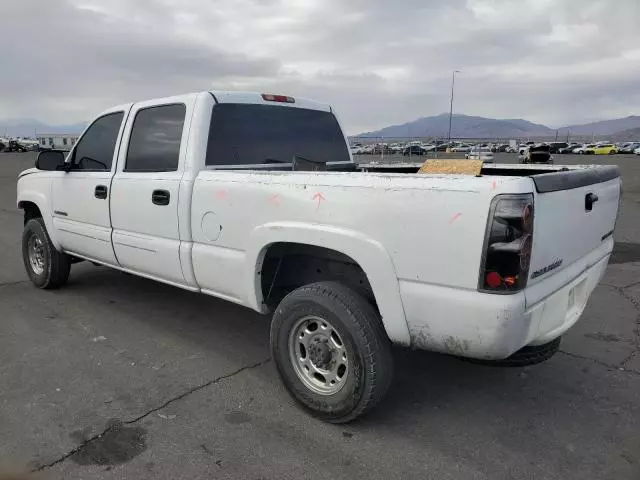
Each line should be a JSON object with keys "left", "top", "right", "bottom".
{"left": 35, "top": 151, "right": 66, "bottom": 171}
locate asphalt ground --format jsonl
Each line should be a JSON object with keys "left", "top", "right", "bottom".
{"left": 0, "top": 152, "right": 638, "bottom": 479}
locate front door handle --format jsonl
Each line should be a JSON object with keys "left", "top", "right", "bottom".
{"left": 152, "top": 189, "right": 170, "bottom": 206}
{"left": 585, "top": 192, "right": 599, "bottom": 211}
{"left": 95, "top": 185, "right": 108, "bottom": 199}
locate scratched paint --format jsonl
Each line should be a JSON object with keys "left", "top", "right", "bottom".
{"left": 215, "top": 190, "right": 227, "bottom": 199}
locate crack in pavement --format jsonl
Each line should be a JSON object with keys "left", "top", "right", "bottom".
{"left": 597, "top": 283, "right": 640, "bottom": 370}
{"left": 0, "top": 280, "right": 29, "bottom": 289}
{"left": 613, "top": 284, "right": 640, "bottom": 370}
{"left": 558, "top": 350, "right": 640, "bottom": 376}
{"left": 32, "top": 357, "right": 271, "bottom": 472}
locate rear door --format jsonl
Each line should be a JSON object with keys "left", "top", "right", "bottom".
{"left": 525, "top": 167, "right": 620, "bottom": 303}
{"left": 110, "top": 95, "right": 195, "bottom": 285}
{"left": 51, "top": 107, "right": 129, "bottom": 265}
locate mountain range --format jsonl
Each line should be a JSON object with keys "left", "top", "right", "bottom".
{"left": 3, "top": 113, "right": 640, "bottom": 141}
{"left": 358, "top": 114, "right": 640, "bottom": 139}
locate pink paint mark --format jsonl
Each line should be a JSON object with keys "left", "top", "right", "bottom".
{"left": 448, "top": 213, "right": 462, "bottom": 224}
{"left": 215, "top": 190, "right": 227, "bottom": 199}
{"left": 313, "top": 192, "right": 326, "bottom": 210}
{"left": 492, "top": 180, "right": 497, "bottom": 190}
{"left": 268, "top": 194, "right": 281, "bottom": 206}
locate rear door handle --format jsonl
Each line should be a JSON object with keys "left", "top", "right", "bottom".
{"left": 152, "top": 189, "right": 170, "bottom": 206}
{"left": 585, "top": 192, "right": 599, "bottom": 211}
{"left": 95, "top": 185, "right": 108, "bottom": 199}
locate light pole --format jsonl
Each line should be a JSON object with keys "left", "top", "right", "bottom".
{"left": 447, "top": 70, "right": 460, "bottom": 145}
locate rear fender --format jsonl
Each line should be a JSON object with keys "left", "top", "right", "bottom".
{"left": 245, "top": 222, "right": 411, "bottom": 346}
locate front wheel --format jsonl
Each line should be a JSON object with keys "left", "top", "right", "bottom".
{"left": 271, "top": 281, "right": 393, "bottom": 423}
{"left": 22, "top": 218, "right": 71, "bottom": 289}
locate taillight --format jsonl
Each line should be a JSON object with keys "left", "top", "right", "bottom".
{"left": 479, "top": 194, "right": 534, "bottom": 293}
{"left": 261, "top": 93, "right": 295, "bottom": 103}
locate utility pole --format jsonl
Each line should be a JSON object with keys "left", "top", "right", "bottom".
{"left": 447, "top": 70, "right": 460, "bottom": 146}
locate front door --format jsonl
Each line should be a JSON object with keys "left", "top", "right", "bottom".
{"left": 110, "top": 97, "right": 193, "bottom": 285}
{"left": 51, "top": 108, "right": 129, "bottom": 265}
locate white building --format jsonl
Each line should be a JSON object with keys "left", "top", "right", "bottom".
{"left": 36, "top": 133, "right": 80, "bottom": 151}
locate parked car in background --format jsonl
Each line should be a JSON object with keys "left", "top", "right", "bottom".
{"left": 403, "top": 145, "right": 428, "bottom": 156}
{"left": 558, "top": 143, "right": 581, "bottom": 154}
{"left": 619, "top": 142, "right": 640, "bottom": 154}
{"left": 574, "top": 144, "right": 596, "bottom": 154}
{"left": 492, "top": 144, "right": 510, "bottom": 153}
{"left": 518, "top": 142, "right": 536, "bottom": 156}
{"left": 520, "top": 144, "right": 553, "bottom": 164}
{"left": 451, "top": 144, "right": 471, "bottom": 153}
{"left": 585, "top": 144, "right": 618, "bottom": 155}
{"left": 465, "top": 147, "right": 494, "bottom": 163}
{"left": 634, "top": 146, "right": 640, "bottom": 155}
{"left": 547, "top": 142, "right": 569, "bottom": 154}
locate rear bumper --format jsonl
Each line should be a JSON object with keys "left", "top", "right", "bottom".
{"left": 399, "top": 253, "right": 610, "bottom": 359}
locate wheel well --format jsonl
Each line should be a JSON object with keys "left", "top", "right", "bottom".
{"left": 260, "top": 243, "right": 376, "bottom": 311}
{"left": 18, "top": 201, "right": 42, "bottom": 225}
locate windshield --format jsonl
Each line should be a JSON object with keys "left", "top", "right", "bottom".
{"left": 205, "top": 103, "right": 350, "bottom": 166}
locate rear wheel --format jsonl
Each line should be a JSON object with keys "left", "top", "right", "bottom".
{"left": 609, "top": 150, "right": 616, "bottom": 155}
{"left": 271, "top": 281, "right": 393, "bottom": 423}
{"left": 22, "top": 218, "right": 71, "bottom": 289}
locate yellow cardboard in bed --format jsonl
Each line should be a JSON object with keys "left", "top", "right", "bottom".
{"left": 418, "top": 159, "right": 483, "bottom": 176}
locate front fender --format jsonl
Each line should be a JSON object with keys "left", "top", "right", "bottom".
{"left": 17, "top": 180, "right": 60, "bottom": 250}
{"left": 244, "top": 222, "right": 411, "bottom": 346}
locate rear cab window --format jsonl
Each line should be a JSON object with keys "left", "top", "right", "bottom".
{"left": 205, "top": 104, "right": 350, "bottom": 167}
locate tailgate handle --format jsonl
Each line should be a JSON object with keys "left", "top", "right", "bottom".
{"left": 585, "top": 192, "right": 599, "bottom": 211}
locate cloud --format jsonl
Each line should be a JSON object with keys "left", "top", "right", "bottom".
{"left": 1, "top": 0, "right": 639, "bottom": 133}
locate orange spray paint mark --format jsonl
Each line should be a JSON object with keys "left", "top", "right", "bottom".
{"left": 268, "top": 194, "right": 280, "bottom": 206}
{"left": 448, "top": 213, "right": 462, "bottom": 224}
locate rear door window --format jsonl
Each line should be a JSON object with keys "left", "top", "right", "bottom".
{"left": 125, "top": 104, "right": 186, "bottom": 172}
{"left": 205, "top": 104, "right": 350, "bottom": 166}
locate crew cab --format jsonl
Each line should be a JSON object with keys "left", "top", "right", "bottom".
{"left": 17, "top": 91, "right": 620, "bottom": 422}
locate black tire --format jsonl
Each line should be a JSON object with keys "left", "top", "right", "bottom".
{"left": 22, "top": 217, "right": 71, "bottom": 289}
{"left": 270, "top": 281, "right": 393, "bottom": 423}
{"left": 466, "top": 337, "right": 561, "bottom": 367}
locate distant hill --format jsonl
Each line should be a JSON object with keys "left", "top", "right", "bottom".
{"left": 558, "top": 116, "right": 640, "bottom": 136}
{"left": 358, "top": 113, "right": 554, "bottom": 139}
{"left": 610, "top": 127, "right": 640, "bottom": 141}
{"left": 0, "top": 119, "right": 85, "bottom": 138}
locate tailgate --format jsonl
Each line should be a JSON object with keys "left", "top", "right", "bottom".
{"left": 527, "top": 166, "right": 620, "bottom": 294}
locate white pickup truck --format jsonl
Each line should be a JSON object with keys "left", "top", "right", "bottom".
{"left": 17, "top": 91, "right": 620, "bottom": 422}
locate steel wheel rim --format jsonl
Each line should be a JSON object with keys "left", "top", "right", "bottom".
{"left": 288, "top": 315, "right": 349, "bottom": 396}
{"left": 27, "top": 234, "right": 45, "bottom": 275}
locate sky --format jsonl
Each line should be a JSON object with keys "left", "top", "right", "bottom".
{"left": 1, "top": 0, "right": 639, "bottom": 134}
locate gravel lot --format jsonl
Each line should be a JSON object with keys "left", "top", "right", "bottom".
{"left": 0, "top": 152, "right": 638, "bottom": 479}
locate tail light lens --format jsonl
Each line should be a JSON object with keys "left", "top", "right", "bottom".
{"left": 479, "top": 194, "right": 534, "bottom": 293}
